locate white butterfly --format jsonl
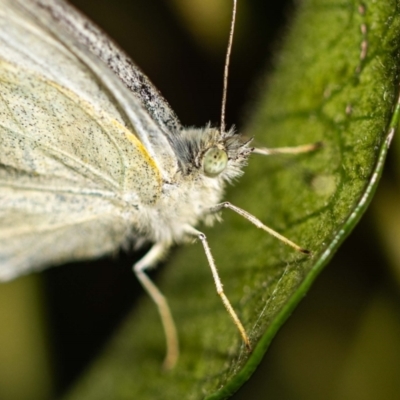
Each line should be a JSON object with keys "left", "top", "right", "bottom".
{"left": 0, "top": 0, "right": 314, "bottom": 368}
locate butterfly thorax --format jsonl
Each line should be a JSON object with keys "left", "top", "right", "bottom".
{"left": 130, "top": 126, "right": 252, "bottom": 245}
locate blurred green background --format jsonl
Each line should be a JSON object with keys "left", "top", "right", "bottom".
{"left": 1, "top": 0, "right": 400, "bottom": 399}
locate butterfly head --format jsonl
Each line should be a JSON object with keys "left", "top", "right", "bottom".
{"left": 174, "top": 126, "right": 252, "bottom": 182}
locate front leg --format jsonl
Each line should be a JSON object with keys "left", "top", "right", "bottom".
{"left": 209, "top": 202, "right": 309, "bottom": 254}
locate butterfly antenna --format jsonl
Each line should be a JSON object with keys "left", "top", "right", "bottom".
{"left": 221, "top": 0, "right": 237, "bottom": 134}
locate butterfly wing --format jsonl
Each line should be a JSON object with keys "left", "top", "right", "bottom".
{"left": 22, "top": 0, "right": 183, "bottom": 138}
{"left": 0, "top": 0, "right": 176, "bottom": 279}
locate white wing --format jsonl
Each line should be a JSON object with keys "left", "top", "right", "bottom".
{"left": 0, "top": 0, "right": 175, "bottom": 279}
{"left": 21, "top": 0, "right": 183, "bottom": 138}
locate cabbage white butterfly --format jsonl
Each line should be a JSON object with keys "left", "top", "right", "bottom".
{"left": 0, "top": 0, "right": 316, "bottom": 369}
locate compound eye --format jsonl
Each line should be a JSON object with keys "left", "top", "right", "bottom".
{"left": 203, "top": 147, "right": 228, "bottom": 177}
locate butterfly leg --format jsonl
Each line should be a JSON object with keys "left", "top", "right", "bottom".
{"left": 209, "top": 202, "right": 310, "bottom": 254}
{"left": 133, "top": 242, "right": 178, "bottom": 370}
{"left": 185, "top": 226, "right": 252, "bottom": 352}
{"left": 253, "top": 142, "right": 322, "bottom": 156}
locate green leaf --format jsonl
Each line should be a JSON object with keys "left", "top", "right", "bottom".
{"left": 65, "top": 0, "right": 400, "bottom": 399}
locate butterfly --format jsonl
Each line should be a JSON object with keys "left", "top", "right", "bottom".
{"left": 0, "top": 0, "right": 316, "bottom": 369}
